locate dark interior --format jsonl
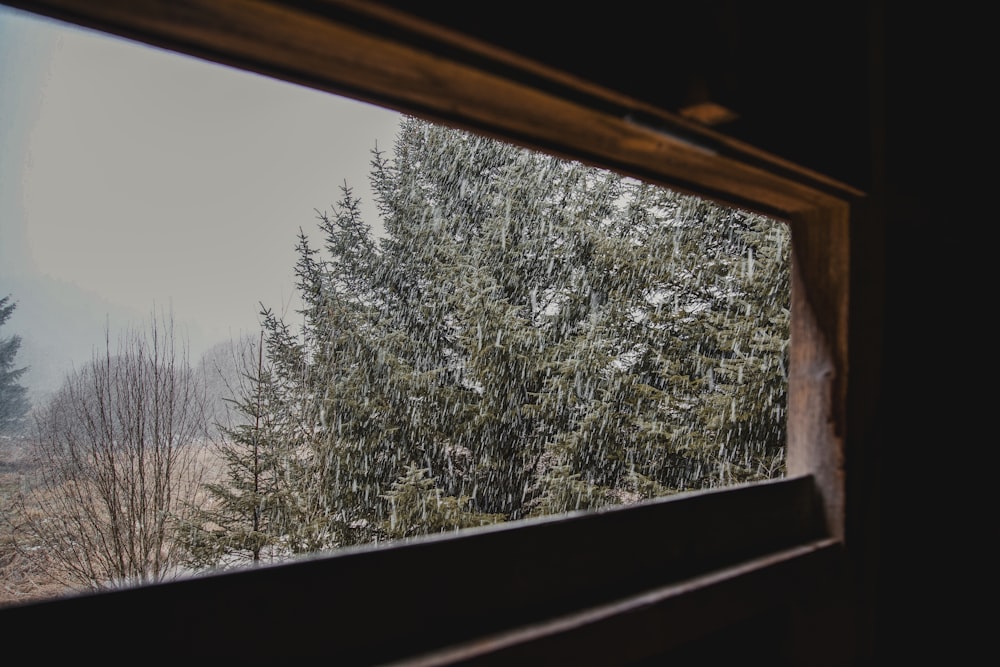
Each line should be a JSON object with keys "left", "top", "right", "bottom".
{"left": 0, "top": 1, "right": 953, "bottom": 663}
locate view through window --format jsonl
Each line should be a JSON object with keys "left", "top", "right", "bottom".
{"left": 0, "top": 7, "right": 790, "bottom": 606}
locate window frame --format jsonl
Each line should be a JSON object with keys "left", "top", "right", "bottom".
{"left": 0, "top": 1, "right": 869, "bottom": 662}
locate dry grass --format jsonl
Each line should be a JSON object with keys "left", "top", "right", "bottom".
{"left": 0, "top": 435, "right": 226, "bottom": 609}
{"left": 0, "top": 436, "right": 68, "bottom": 607}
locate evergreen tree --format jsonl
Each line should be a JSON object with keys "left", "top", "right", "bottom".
{"left": 207, "top": 114, "right": 790, "bottom": 565}
{"left": 381, "top": 465, "right": 504, "bottom": 539}
{"left": 178, "top": 332, "right": 300, "bottom": 570}
{"left": 0, "top": 295, "right": 30, "bottom": 434}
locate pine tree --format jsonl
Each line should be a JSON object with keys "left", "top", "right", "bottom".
{"left": 178, "top": 332, "right": 300, "bottom": 570}
{"left": 245, "top": 114, "right": 790, "bottom": 550}
{"left": 381, "top": 465, "right": 504, "bottom": 539}
{"left": 0, "top": 295, "right": 30, "bottom": 434}
{"left": 258, "top": 184, "right": 416, "bottom": 551}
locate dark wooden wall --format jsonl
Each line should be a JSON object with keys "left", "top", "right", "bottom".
{"left": 376, "top": 2, "right": 879, "bottom": 194}
{"left": 333, "top": 6, "right": 950, "bottom": 658}
{"left": 0, "top": 1, "right": 958, "bottom": 662}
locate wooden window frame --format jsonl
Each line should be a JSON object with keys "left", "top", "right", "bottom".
{"left": 0, "top": 1, "right": 872, "bottom": 662}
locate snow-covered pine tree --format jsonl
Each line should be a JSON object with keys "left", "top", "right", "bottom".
{"left": 178, "top": 333, "right": 300, "bottom": 570}
{"left": 249, "top": 114, "right": 789, "bottom": 549}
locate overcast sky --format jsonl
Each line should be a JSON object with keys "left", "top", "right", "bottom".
{"left": 0, "top": 6, "right": 403, "bottom": 395}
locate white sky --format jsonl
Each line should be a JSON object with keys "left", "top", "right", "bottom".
{"left": 0, "top": 6, "right": 403, "bottom": 393}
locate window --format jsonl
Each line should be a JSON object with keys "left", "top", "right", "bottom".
{"left": 0, "top": 1, "right": 861, "bottom": 662}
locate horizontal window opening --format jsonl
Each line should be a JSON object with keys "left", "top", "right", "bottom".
{"left": 0, "top": 6, "right": 790, "bottom": 606}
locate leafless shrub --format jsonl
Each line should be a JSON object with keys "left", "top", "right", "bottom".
{"left": 5, "top": 312, "right": 211, "bottom": 593}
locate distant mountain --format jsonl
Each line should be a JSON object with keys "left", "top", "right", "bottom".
{"left": 0, "top": 272, "right": 143, "bottom": 404}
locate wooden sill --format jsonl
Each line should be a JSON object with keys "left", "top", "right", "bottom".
{"left": 0, "top": 476, "right": 835, "bottom": 662}
{"left": 396, "top": 538, "right": 843, "bottom": 666}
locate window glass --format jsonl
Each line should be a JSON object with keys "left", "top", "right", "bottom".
{"left": 0, "top": 7, "right": 789, "bottom": 604}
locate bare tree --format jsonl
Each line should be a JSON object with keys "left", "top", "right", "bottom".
{"left": 194, "top": 332, "right": 261, "bottom": 440}
{"left": 7, "top": 312, "right": 211, "bottom": 593}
